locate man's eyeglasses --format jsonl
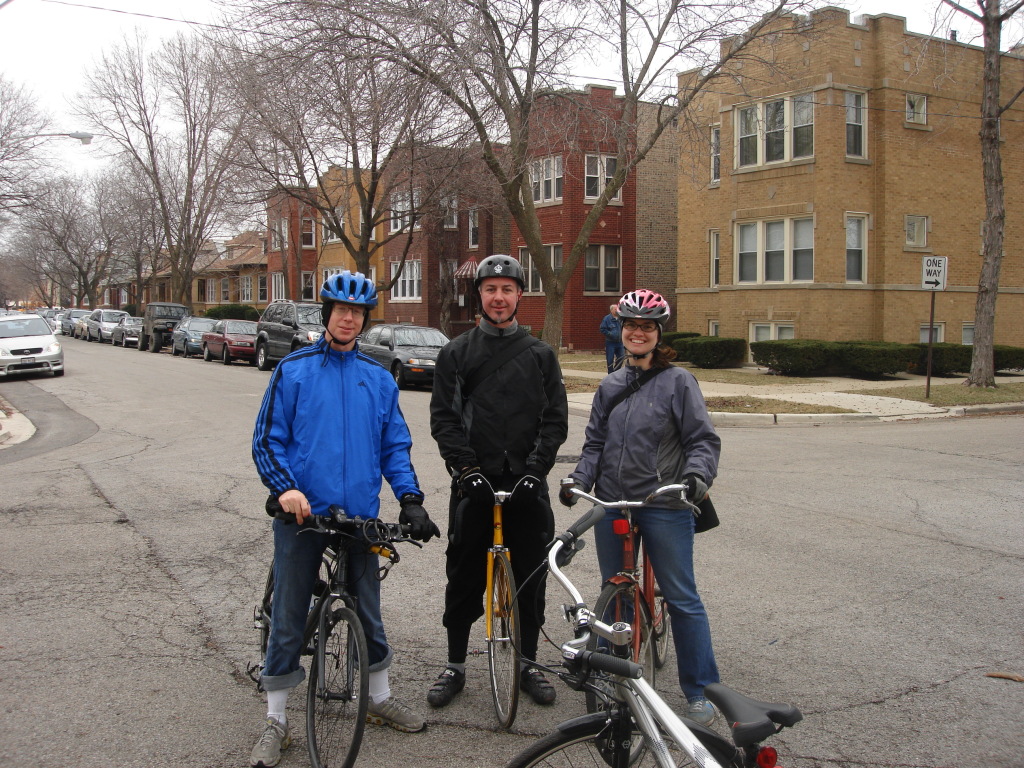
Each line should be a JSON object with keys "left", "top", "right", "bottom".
{"left": 622, "top": 321, "right": 658, "bottom": 333}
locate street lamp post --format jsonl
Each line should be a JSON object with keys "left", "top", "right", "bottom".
{"left": 27, "top": 132, "right": 94, "bottom": 144}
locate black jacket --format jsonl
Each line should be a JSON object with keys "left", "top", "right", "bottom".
{"left": 430, "top": 321, "right": 568, "bottom": 478}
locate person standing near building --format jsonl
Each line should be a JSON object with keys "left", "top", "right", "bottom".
{"left": 600, "top": 303, "right": 624, "bottom": 373}
{"left": 250, "top": 271, "right": 440, "bottom": 768}
{"left": 560, "top": 288, "right": 723, "bottom": 726}
{"left": 427, "top": 254, "right": 569, "bottom": 709}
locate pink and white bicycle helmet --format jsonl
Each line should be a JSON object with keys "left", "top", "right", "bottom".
{"left": 617, "top": 289, "right": 671, "bottom": 326}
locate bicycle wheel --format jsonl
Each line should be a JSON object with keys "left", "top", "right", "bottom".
{"left": 585, "top": 581, "right": 657, "bottom": 714}
{"left": 487, "top": 550, "right": 521, "bottom": 728}
{"left": 306, "top": 602, "right": 368, "bottom": 768}
{"left": 648, "top": 581, "right": 670, "bottom": 670}
{"left": 506, "top": 711, "right": 737, "bottom": 768}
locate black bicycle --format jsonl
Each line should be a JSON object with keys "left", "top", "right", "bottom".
{"left": 249, "top": 505, "right": 418, "bottom": 768}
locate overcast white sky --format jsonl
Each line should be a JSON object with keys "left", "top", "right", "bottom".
{"left": 0, "top": 0, "right": 970, "bottom": 172}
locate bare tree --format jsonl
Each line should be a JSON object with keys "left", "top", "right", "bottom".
{"left": 940, "top": 0, "right": 1024, "bottom": 387}
{"left": 0, "top": 75, "right": 51, "bottom": 220}
{"left": 76, "top": 33, "right": 244, "bottom": 307}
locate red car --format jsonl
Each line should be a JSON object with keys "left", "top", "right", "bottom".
{"left": 201, "top": 320, "right": 258, "bottom": 366}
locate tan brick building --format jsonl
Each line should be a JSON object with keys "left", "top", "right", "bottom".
{"left": 676, "top": 7, "right": 1024, "bottom": 351}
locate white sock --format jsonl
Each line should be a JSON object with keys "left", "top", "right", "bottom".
{"left": 369, "top": 669, "right": 391, "bottom": 705}
{"left": 267, "top": 688, "right": 290, "bottom": 725}
{"left": 447, "top": 662, "right": 466, "bottom": 674}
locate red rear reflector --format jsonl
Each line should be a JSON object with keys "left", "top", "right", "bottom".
{"left": 755, "top": 746, "right": 778, "bottom": 768}
{"left": 612, "top": 519, "right": 630, "bottom": 535}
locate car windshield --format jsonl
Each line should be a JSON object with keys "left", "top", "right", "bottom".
{"left": 128, "top": 317, "right": 143, "bottom": 324}
{"left": 297, "top": 305, "right": 323, "bottom": 325}
{"left": 101, "top": 311, "right": 125, "bottom": 322}
{"left": 225, "top": 321, "right": 257, "bottom": 334}
{"left": 154, "top": 306, "right": 188, "bottom": 319}
{"left": 190, "top": 318, "right": 217, "bottom": 331}
{"left": 0, "top": 317, "right": 52, "bottom": 338}
{"left": 71, "top": 310, "right": 90, "bottom": 318}
{"left": 394, "top": 328, "right": 449, "bottom": 347}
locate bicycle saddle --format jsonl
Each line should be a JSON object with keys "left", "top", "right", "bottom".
{"left": 703, "top": 683, "right": 803, "bottom": 748}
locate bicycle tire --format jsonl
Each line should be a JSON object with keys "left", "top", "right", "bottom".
{"left": 258, "top": 562, "right": 274, "bottom": 660}
{"left": 505, "top": 711, "right": 738, "bottom": 768}
{"left": 487, "top": 550, "right": 521, "bottom": 728}
{"left": 648, "top": 582, "right": 670, "bottom": 670}
{"left": 306, "top": 602, "right": 368, "bottom": 768}
{"left": 585, "top": 581, "right": 657, "bottom": 714}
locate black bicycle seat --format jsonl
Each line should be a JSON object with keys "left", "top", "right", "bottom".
{"left": 703, "top": 682, "right": 803, "bottom": 747}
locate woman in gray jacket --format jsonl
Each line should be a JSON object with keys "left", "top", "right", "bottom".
{"left": 560, "top": 288, "right": 722, "bottom": 726}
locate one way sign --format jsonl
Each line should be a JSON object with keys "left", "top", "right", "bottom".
{"left": 922, "top": 256, "right": 948, "bottom": 291}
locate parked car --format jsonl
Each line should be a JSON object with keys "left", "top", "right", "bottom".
{"left": 359, "top": 323, "right": 450, "bottom": 388}
{"left": 201, "top": 319, "right": 258, "bottom": 365}
{"left": 72, "top": 313, "right": 92, "bottom": 339}
{"left": 61, "top": 309, "right": 90, "bottom": 336}
{"left": 83, "top": 309, "right": 129, "bottom": 342}
{"left": 111, "top": 316, "right": 143, "bottom": 347}
{"left": 254, "top": 299, "right": 324, "bottom": 371}
{"left": 138, "top": 302, "right": 189, "bottom": 353}
{"left": 0, "top": 313, "right": 64, "bottom": 378}
{"left": 171, "top": 316, "right": 218, "bottom": 358}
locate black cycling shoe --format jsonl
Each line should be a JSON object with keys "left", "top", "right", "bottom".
{"left": 427, "top": 667, "right": 466, "bottom": 708}
{"left": 521, "top": 667, "right": 557, "bottom": 705}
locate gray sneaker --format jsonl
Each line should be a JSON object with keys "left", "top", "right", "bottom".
{"left": 685, "top": 697, "right": 716, "bottom": 726}
{"left": 366, "top": 695, "right": 427, "bottom": 733}
{"left": 250, "top": 717, "right": 290, "bottom": 767}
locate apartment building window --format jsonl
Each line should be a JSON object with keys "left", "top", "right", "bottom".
{"left": 271, "top": 218, "right": 288, "bottom": 251}
{"left": 846, "top": 215, "right": 867, "bottom": 282}
{"left": 736, "top": 93, "right": 814, "bottom": 168}
{"left": 205, "top": 279, "right": 217, "bottom": 303}
{"left": 323, "top": 206, "right": 343, "bottom": 242}
{"left": 271, "top": 272, "right": 284, "bottom": 301}
{"left": 390, "top": 190, "right": 418, "bottom": 233}
{"left": 531, "top": 156, "right": 563, "bottom": 203}
{"left": 442, "top": 196, "right": 458, "bottom": 229}
{"left": 905, "top": 215, "right": 928, "bottom": 247}
{"left": 845, "top": 92, "right": 866, "bottom": 157}
{"left": 710, "top": 230, "right": 720, "bottom": 287}
{"left": 709, "top": 320, "right": 720, "bottom": 337}
{"left": 258, "top": 275, "right": 268, "bottom": 302}
{"left": 221, "top": 278, "right": 230, "bottom": 302}
{"left": 301, "top": 218, "right": 316, "bottom": 248}
{"left": 752, "top": 322, "right": 795, "bottom": 343}
{"left": 920, "top": 323, "right": 944, "bottom": 343}
{"left": 585, "top": 155, "right": 620, "bottom": 200}
{"left": 519, "top": 246, "right": 562, "bottom": 293}
{"left": 192, "top": 280, "right": 202, "bottom": 303}
{"left": 962, "top": 323, "right": 974, "bottom": 345}
{"left": 468, "top": 208, "right": 480, "bottom": 249}
{"left": 301, "top": 272, "right": 314, "bottom": 300}
{"left": 736, "top": 218, "right": 814, "bottom": 284}
{"left": 390, "top": 260, "right": 422, "bottom": 300}
{"left": 711, "top": 127, "right": 721, "bottom": 183}
{"left": 240, "top": 275, "right": 252, "bottom": 302}
{"left": 906, "top": 93, "right": 927, "bottom": 124}
{"left": 584, "top": 244, "right": 621, "bottom": 293}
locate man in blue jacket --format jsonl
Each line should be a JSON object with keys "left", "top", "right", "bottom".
{"left": 250, "top": 271, "right": 440, "bottom": 768}
{"left": 600, "top": 303, "right": 624, "bottom": 373}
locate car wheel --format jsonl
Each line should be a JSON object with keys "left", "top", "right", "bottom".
{"left": 53, "top": 369, "right": 65, "bottom": 377}
{"left": 222, "top": 346, "right": 232, "bottom": 365}
{"left": 150, "top": 332, "right": 162, "bottom": 353}
{"left": 256, "top": 342, "right": 273, "bottom": 371}
{"left": 171, "top": 340, "right": 180, "bottom": 356}
{"left": 203, "top": 344, "right": 212, "bottom": 362}
{"left": 391, "top": 362, "right": 407, "bottom": 390}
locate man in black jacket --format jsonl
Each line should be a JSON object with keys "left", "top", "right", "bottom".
{"left": 427, "top": 254, "right": 569, "bottom": 708}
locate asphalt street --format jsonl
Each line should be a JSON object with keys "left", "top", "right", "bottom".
{"left": 0, "top": 340, "right": 1021, "bottom": 768}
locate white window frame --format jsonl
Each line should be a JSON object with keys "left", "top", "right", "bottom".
{"left": 906, "top": 215, "right": 929, "bottom": 248}
{"left": 735, "top": 218, "right": 814, "bottom": 285}
{"left": 845, "top": 214, "right": 868, "bottom": 283}
{"left": 709, "top": 320, "right": 720, "bottom": 336}
{"left": 920, "top": 323, "right": 944, "bottom": 343}
{"left": 962, "top": 323, "right": 974, "bottom": 345}
{"left": 442, "top": 196, "right": 458, "bottom": 229}
{"left": 271, "top": 272, "right": 285, "bottom": 302}
{"left": 301, "top": 272, "right": 315, "bottom": 301}
{"left": 531, "top": 156, "right": 563, "bottom": 204}
{"left": 322, "top": 206, "right": 343, "bottom": 242}
{"left": 271, "top": 218, "right": 288, "bottom": 251}
{"left": 240, "top": 275, "right": 252, "bottom": 303}
{"left": 389, "top": 190, "right": 419, "bottom": 233}
{"left": 301, "top": 218, "right": 316, "bottom": 248}
{"left": 468, "top": 208, "right": 480, "bottom": 249}
{"left": 205, "top": 279, "right": 217, "bottom": 303}
{"left": 390, "top": 259, "right": 422, "bottom": 300}
{"left": 845, "top": 91, "right": 866, "bottom": 158}
{"left": 906, "top": 93, "right": 927, "bottom": 125}
{"left": 220, "top": 278, "right": 230, "bottom": 302}
{"left": 584, "top": 155, "right": 621, "bottom": 200}
{"left": 711, "top": 127, "right": 721, "bottom": 183}
{"left": 584, "top": 244, "right": 621, "bottom": 293}
{"left": 735, "top": 93, "right": 814, "bottom": 169}
{"left": 258, "top": 275, "right": 268, "bottom": 302}
{"left": 710, "top": 230, "right": 720, "bottom": 288}
{"left": 518, "top": 246, "right": 561, "bottom": 294}
{"left": 751, "top": 322, "right": 795, "bottom": 343}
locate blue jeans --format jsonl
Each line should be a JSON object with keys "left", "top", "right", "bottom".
{"left": 594, "top": 506, "right": 719, "bottom": 700}
{"left": 605, "top": 342, "right": 625, "bottom": 373}
{"left": 262, "top": 517, "right": 392, "bottom": 692}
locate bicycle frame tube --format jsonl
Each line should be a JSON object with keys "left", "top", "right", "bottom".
{"left": 628, "top": 677, "right": 726, "bottom": 768}
{"left": 485, "top": 500, "right": 507, "bottom": 640}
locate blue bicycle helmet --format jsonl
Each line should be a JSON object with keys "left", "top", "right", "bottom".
{"left": 320, "top": 270, "right": 377, "bottom": 328}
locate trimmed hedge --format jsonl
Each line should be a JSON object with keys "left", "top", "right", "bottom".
{"left": 750, "top": 339, "right": 841, "bottom": 376}
{"left": 839, "top": 341, "right": 919, "bottom": 377}
{"left": 670, "top": 336, "right": 747, "bottom": 368}
{"left": 663, "top": 331, "right": 700, "bottom": 348}
{"left": 205, "top": 303, "right": 261, "bottom": 321}
{"left": 914, "top": 343, "right": 971, "bottom": 376}
{"left": 995, "top": 345, "right": 1024, "bottom": 371}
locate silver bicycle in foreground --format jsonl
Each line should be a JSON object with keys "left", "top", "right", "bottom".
{"left": 507, "top": 495, "right": 803, "bottom": 768}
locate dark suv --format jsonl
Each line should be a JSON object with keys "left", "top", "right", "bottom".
{"left": 139, "top": 302, "right": 189, "bottom": 353}
{"left": 255, "top": 300, "right": 324, "bottom": 370}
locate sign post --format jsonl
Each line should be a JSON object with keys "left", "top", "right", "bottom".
{"left": 921, "top": 256, "right": 948, "bottom": 398}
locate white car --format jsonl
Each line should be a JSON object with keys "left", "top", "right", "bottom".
{"left": 0, "top": 313, "right": 65, "bottom": 378}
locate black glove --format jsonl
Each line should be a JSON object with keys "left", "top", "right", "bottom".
{"left": 558, "top": 479, "right": 578, "bottom": 507}
{"left": 683, "top": 473, "right": 708, "bottom": 503}
{"left": 399, "top": 495, "right": 441, "bottom": 542}
{"left": 457, "top": 467, "right": 493, "bottom": 505}
{"left": 511, "top": 471, "right": 544, "bottom": 504}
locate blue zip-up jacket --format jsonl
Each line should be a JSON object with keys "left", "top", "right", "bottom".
{"left": 252, "top": 338, "right": 422, "bottom": 518}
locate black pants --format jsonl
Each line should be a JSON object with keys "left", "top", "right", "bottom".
{"left": 442, "top": 472, "right": 554, "bottom": 664}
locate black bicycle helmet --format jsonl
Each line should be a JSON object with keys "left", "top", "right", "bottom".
{"left": 474, "top": 254, "right": 525, "bottom": 291}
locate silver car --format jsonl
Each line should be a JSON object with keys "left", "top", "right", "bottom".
{"left": 83, "top": 309, "right": 129, "bottom": 343}
{"left": 0, "top": 313, "right": 64, "bottom": 378}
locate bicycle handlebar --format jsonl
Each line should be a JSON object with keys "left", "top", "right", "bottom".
{"left": 272, "top": 504, "right": 418, "bottom": 546}
{"left": 565, "top": 482, "right": 699, "bottom": 511}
